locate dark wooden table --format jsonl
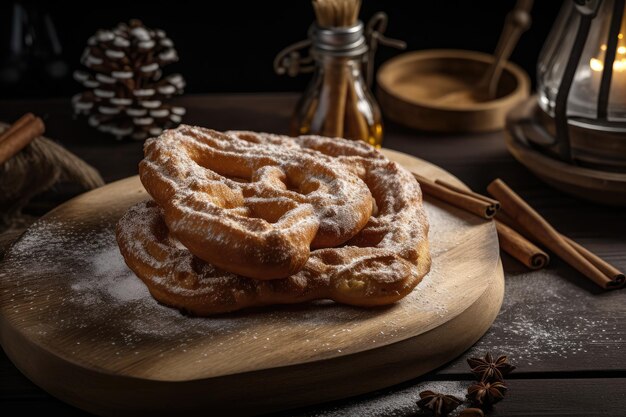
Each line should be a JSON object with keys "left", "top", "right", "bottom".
{"left": 1, "top": 94, "right": 625, "bottom": 416}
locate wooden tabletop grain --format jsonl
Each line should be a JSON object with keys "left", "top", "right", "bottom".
{"left": 0, "top": 94, "right": 624, "bottom": 416}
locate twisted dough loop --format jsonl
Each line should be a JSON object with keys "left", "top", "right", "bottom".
{"left": 117, "top": 129, "right": 431, "bottom": 315}
{"left": 139, "top": 126, "right": 373, "bottom": 279}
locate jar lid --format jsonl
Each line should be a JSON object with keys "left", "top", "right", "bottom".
{"left": 309, "top": 22, "right": 368, "bottom": 57}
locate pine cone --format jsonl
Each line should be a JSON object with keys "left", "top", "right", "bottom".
{"left": 72, "top": 19, "right": 186, "bottom": 140}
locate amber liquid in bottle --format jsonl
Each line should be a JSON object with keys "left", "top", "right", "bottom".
{"left": 291, "top": 54, "right": 384, "bottom": 148}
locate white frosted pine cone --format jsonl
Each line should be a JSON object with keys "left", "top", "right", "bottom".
{"left": 72, "top": 19, "right": 186, "bottom": 140}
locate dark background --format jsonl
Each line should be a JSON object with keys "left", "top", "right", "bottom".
{"left": 0, "top": 0, "right": 563, "bottom": 99}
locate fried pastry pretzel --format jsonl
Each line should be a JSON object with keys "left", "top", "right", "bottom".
{"left": 139, "top": 126, "right": 373, "bottom": 279}
{"left": 117, "top": 131, "right": 430, "bottom": 315}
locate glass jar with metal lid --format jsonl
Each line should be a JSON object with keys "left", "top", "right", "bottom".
{"left": 275, "top": 13, "right": 404, "bottom": 148}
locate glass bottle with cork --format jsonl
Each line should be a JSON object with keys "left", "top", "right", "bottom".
{"left": 275, "top": 1, "right": 404, "bottom": 148}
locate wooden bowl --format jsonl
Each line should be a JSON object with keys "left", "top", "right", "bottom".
{"left": 377, "top": 49, "right": 530, "bottom": 133}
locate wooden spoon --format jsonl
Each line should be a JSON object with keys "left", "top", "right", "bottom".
{"left": 437, "top": 0, "right": 533, "bottom": 106}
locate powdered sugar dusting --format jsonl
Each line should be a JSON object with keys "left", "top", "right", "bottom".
{"left": 295, "top": 380, "right": 468, "bottom": 417}
{"left": 463, "top": 264, "right": 624, "bottom": 365}
{"left": 0, "top": 198, "right": 472, "bottom": 341}
{"left": 71, "top": 245, "right": 148, "bottom": 303}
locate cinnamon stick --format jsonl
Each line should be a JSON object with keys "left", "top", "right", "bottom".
{"left": 496, "top": 220, "right": 549, "bottom": 269}
{"left": 413, "top": 173, "right": 499, "bottom": 219}
{"left": 321, "top": 59, "right": 348, "bottom": 137}
{"left": 434, "top": 178, "right": 501, "bottom": 215}
{"left": 561, "top": 236, "right": 625, "bottom": 287}
{"left": 344, "top": 79, "right": 369, "bottom": 141}
{"left": 487, "top": 178, "right": 625, "bottom": 290}
{"left": 0, "top": 113, "right": 35, "bottom": 144}
{"left": 0, "top": 114, "right": 45, "bottom": 165}
{"left": 497, "top": 211, "right": 625, "bottom": 288}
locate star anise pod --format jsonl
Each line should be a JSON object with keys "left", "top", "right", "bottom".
{"left": 467, "top": 352, "right": 516, "bottom": 382}
{"left": 416, "top": 390, "right": 462, "bottom": 416}
{"left": 466, "top": 381, "right": 507, "bottom": 408}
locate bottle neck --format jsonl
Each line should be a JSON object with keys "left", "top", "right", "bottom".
{"left": 309, "top": 22, "right": 368, "bottom": 58}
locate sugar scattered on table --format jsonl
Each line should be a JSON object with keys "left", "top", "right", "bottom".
{"left": 462, "top": 263, "right": 624, "bottom": 365}
{"left": 295, "top": 380, "right": 467, "bottom": 417}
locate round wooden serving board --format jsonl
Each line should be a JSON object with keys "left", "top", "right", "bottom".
{"left": 0, "top": 149, "right": 504, "bottom": 416}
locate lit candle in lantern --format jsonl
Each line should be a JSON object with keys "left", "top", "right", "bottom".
{"left": 589, "top": 32, "right": 626, "bottom": 105}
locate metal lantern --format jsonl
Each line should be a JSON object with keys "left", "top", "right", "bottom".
{"left": 506, "top": 0, "right": 626, "bottom": 205}
{"left": 532, "top": 0, "right": 625, "bottom": 169}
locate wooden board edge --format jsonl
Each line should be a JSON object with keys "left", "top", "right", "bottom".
{"left": 0, "top": 260, "right": 504, "bottom": 416}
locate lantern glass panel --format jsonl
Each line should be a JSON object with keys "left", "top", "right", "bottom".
{"left": 537, "top": 0, "right": 626, "bottom": 122}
